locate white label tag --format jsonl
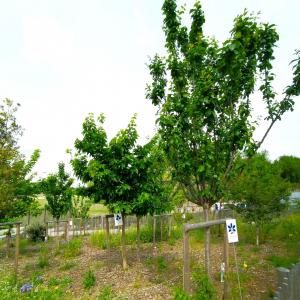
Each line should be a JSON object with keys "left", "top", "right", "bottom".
{"left": 226, "top": 219, "right": 239, "bottom": 243}
{"left": 114, "top": 214, "right": 123, "bottom": 226}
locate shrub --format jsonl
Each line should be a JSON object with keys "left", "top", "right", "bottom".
{"left": 27, "top": 223, "right": 46, "bottom": 242}
{"left": 83, "top": 269, "right": 96, "bottom": 289}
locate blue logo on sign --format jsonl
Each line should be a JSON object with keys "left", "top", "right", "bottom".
{"left": 227, "top": 223, "right": 236, "bottom": 234}
{"left": 116, "top": 214, "right": 121, "bottom": 221}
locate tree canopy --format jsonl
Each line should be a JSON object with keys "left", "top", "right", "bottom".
{"left": 146, "top": 0, "right": 300, "bottom": 211}
{"left": 41, "top": 162, "right": 73, "bottom": 221}
{"left": 228, "top": 152, "right": 291, "bottom": 245}
{"left": 0, "top": 99, "right": 40, "bottom": 221}
{"left": 274, "top": 155, "right": 300, "bottom": 187}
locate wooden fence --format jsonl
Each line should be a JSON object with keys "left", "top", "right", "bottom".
{"left": 274, "top": 263, "right": 300, "bottom": 299}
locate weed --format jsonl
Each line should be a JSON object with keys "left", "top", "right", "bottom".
{"left": 83, "top": 269, "right": 96, "bottom": 289}
{"left": 173, "top": 286, "right": 190, "bottom": 300}
{"left": 37, "top": 253, "right": 50, "bottom": 268}
{"left": 59, "top": 261, "right": 76, "bottom": 271}
{"left": 192, "top": 268, "right": 216, "bottom": 300}
{"left": 157, "top": 256, "right": 167, "bottom": 273}
{"left": 97, "top": 285, "right": 116, "bottom": 299}
{"left": 62, "top": 237, "right": 82, "bottom": 258}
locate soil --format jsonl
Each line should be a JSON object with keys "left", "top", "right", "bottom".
{"left": 0, "top": 236, "right": 285, "bottom": 299}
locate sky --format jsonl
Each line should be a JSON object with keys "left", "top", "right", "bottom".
{"left": 0, "top": 0, "right": 299, "bottom": 178}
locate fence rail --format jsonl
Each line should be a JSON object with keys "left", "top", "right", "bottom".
{"left": 274, "top": 263, "right": 300, "bottom": 300}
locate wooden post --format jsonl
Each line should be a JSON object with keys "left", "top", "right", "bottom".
{"left": 136, "top": 215, "right": 141, "bottom": 262}
{"left": 64, "top": 222, "right": 68, "bottom": 241}
{"left": 6, "top": 229, "right": 11, "bottom": 258}
{"left": 15, "top": 223, "right": 20, "bottom": 277}
{"left": 168, "top": 215, "right": 172, "bottom": 238}
{"left": 183, "top": 229, "right": 190, "bottom": 293}
{"left": 223, "top": 224, "right": 229, "bottom": 299}
{"left": 153, "top": 216, "right": 156, "bottom": 253}
{"left": 45, "top": 222, "right": 48, "bottom": 241}
{"left": 106, "top": 216, "right": 110, "bottom": 268}
{"left": 160, "top": 215, "right": 163, "bottom": 241}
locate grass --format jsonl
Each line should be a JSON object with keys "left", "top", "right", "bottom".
{"left": 97, "top": 285, "right": 116, "bottom": 299}
{"left": 266, "top": 255, "right": 299, "bottom": 268}
{"left": 61, "top": 237, "right": 83, "bottom": 258}
{"left": 83, "top": 269, "right": 96, "bottom": 289}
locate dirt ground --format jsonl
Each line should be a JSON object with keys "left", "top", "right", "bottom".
{"left": 0, "top": 233, "right": 284, "bottom": 299}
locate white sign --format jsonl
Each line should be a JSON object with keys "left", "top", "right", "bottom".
{"left": 226, "top": 219, "right": 239, "bottom": 243}
{"left": 114, "top": 213, "right": 123, "bottom": 227}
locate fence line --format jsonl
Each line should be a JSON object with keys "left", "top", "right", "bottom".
{"left": 44, "top": 209, "right": 234, "bottom": 238}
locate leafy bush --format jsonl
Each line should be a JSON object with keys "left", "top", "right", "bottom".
{"left": 27, "top": 223, "right": 46, "bottom": 242}
{"left": 83, "top": 269, "right": 96, "bottom": 289}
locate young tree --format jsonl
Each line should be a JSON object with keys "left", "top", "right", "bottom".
{"left": 146, "top": 0, "right": 300, "bottom": 275}
{"left": 71, "top": 187, "right": 92, "bottom": 234}
{"left": 229, "top": 152, "right": 291, "bottom": 245}
{"left": 0, "top": 99, "right": 41, "bottom": 221}
{"left": 71, "top": 114, "right": 172, "bottom": 268}
{"left": 41, "top": 162, "right": 73, "bottom": 236}
{"left": 131, "top": 138, "right": 173, "bottom": 257}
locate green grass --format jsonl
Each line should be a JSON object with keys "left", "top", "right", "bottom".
{"left": 266, "top": 255, "right": 299, "bottom": 268}
{"left": 82, "top": 269, "right": 96, "bottom": 289}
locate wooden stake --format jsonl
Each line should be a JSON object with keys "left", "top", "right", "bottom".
{"left": 105, "top": 216, "right": 110, "bottom": 268}
{"left": 15, "top": 223, "right": 20, "bottom": 277}
{"left": 183, "top": 229, "right": 190, "bottom": 293}
{"left": 223, "top": 224, "right": 229, "bottom": 299}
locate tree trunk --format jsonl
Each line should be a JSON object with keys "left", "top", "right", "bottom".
{"left": 256, "top": 223, "right": 260, "bottom": 246}
{"left": 56, "top": 220, "right": 60, "bottom": 245}
{"left": 6, "top": 229, "right": 11, "bottom": 258}
{"left": 203, "top": 204, "right": 211, "bottom": 279}
{"left": 160, "top": 215, "right": 163, "bottom": 241}
{"left": 136, "top": 215, "right": 141, "bottom": 262}
{"left": 27, "top": 210, "right": 31, "bottom": 225}
{"left": 121, "top": 213, "right": 128, "bottom": 269}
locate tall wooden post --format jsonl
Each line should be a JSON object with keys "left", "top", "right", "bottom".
{"left": 168, "top": 215, "right": 172, "bottom": 238}
{"left": 223, "top": 224, "right": 229, "bottom": 299}
{"left": 45, "top": 222, "right": 48, "bottom": 241}
{"left": 15, "top": 223, "right": 20, "bottom": 277}
{"left": 105, "top": 216, "right": 110, "bottom": 268}
{"left": 183, "top": 229, "right": 190, "bottom": 293}
{"left": 153, "top": 216, "right": 156, "bottom": 253}
{"left": 64, "top": 222, "right": 68, "bottom": 241}
{"left": 160, "top": 215, "right": 163, "bottom": 241}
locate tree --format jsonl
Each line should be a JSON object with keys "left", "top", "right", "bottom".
{"left": 41, "top": 162, "right": 73, "bottom": 234}
{"left": 131, "top": 137, "right": 173, "bottom": 257}
{"left": 0, "top": 99, "right": 41, "bottom": 221}
{"left": 71, "top": 114, "right": 172, "bottom": 268}
{"left": 274, "top": 155, "right": 300, "bottom": 188}
{"left": 71, "top": 187, "right": 92, "bottom": 234}
{"left": 228, "top": 152, "right": 291, "bottom": 245}
{"left": 146, "top": 0, "right": 300, "bottom": 276}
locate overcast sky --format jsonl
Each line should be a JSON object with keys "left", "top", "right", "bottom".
{"left": 0, "top": 0, "right": 299, "bottom": 178}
